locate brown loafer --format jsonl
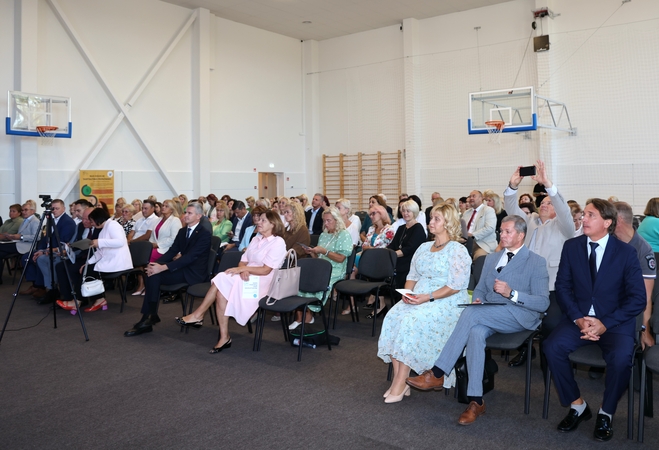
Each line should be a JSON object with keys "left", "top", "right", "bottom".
{"left": 458, "top": 401, "right": 486, "bottom": 425}
{"left": 19, "top": 285, "right": 37, "bottom": 296}
{"left": 31, "top": 288, "right": 48, "bottom": 299}
{"left": 406, "top": 370, "right": 444, "bottom": 391}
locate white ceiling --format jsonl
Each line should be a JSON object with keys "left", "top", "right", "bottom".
{"left": 161, "top": 0, "right": 512, "bottom": 41}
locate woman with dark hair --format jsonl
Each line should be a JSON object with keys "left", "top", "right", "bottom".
{"left": 638, "top": 197, "right": 659, "bottom": 252}
{"left": 154, "top": 202, "right": 163, "bottom": 218}
{"left": 176, "top": 210, "right": 287, "bottom": 352}
{"left": 96, "top": 201, "right": 110, "bottom": 214}
{"left": 57, "top": 208, "right": 132, "bottom": 313}
{"left": 519, "top": 202, "right": 537, "bottom": 217}
{"left": 518, "top": 193, "right": 534, "bottom": 205}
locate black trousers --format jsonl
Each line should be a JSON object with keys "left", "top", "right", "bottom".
{"left": 140, "top": 270, "right": 188, "bottom": 315}
{"left": 55, "top": 257, "right": 102, "bottom": 302}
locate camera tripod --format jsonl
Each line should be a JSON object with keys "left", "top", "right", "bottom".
{"left": 0, "top": 195, "right": 89, "bottom": 345}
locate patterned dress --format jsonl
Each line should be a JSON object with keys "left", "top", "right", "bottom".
{"left": 377, "top": 240, "right": 471, "bottom": 388}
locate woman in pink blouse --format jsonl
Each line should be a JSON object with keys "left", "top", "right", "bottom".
{"left": 176, "top": 210, "right": 287, "bottom": 353}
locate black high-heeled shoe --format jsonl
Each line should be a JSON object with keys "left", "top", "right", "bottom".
{"left": 175, "top": 317, "right": 203, "bottom": 328}
{"left": 366, "top": 305, "right": 388, "bottom": 320}
{"left": 209, "top": 339, "right": 232, "bottom": 354}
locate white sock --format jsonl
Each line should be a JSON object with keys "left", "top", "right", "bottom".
{"left": 598, "top": 408, "right": 612, "bottom": 420}
{"left": 571, "top": 401, "right": 587, "bottom": 416}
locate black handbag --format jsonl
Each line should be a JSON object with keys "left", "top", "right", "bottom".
{"left": 454, "top": 349, "right": 499, "bottom": 404}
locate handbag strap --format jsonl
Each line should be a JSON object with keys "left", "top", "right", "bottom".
{"left": 82, "top": 246, "right": 102, "bottom": 280}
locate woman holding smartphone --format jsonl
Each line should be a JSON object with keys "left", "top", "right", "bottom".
{"left": 377, "top": 203, "right": 471, "bottom": 403}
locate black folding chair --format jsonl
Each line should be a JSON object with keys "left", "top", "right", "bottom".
{"left": 115, "top": 241, "right": 152, "bottom": 312}
{"left": 333, "top": 248, "right": 397, "bottom": 336}
{"left": 253, "top": 258, "right": 332, "bottom": 361}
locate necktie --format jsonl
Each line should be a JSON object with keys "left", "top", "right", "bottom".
{"left": 497, "top": 252, "right": 515, "bottom": 273}
{"left": 589, "top": 242, "right": 599, "bottom": 285}
{"left": 186, "top": 228, "right": 192, "bottom": 239}
{"left": 467, "top": 210, "right": 476, "bottom": 230}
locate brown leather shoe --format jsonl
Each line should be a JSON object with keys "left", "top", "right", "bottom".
{"left": 458, "top": 401, "right": 486, "bottom": 425}
{"left": 31, "top": 288, "right": 48, "bottom": 299}
{"left": 19, "top": 285, "right": 37, "bottom": 296}
{"left": 406, "top": 370, "right": 444, "bottom": 391}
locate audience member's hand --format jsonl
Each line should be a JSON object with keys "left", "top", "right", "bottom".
{"left": 172, "top": 252, "right": 181, "bottom": 261}
{"left": 146, "top": 263, "right": 166, "bottom": 276}
{"left": 531, "top": 160, "right": 553, "bottom": 189}
{"left": 509, "top": 166, "right": 523, "bottom": 189}
{"left": 641, "top": 328, "right": 655, "bottom": 350}
{"left": 493, "top": 279, "right": 512, "bottom": 298}
{"left": 580, "top": 316, "right": 607, "bottom": 341}
{"left": 79, "top": 264, "right": 86, "bottom": 274}
{"left": 472, "top": 298, "right": 482, "bottom": 304}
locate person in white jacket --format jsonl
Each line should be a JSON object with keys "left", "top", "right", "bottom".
{"left": 57, "top": 208, "right": 133, "bottom": 312}
{"left": 149, "top": 199, "right": 183, "bottom": 262}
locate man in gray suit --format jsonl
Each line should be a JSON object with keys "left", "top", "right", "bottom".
{"left": 406, "top": 215, "right": 549, "bottom": 425}
{"left": 463, "top": 190, "right": 497, "bottom": 259}
{"left": 503, "top": 160, "right": 575, "bottom": 366}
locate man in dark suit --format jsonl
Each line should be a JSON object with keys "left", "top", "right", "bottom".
{"left": 23, "top": 198, "right": 76, "bottom": 299}
{"left": 305, "top": 193, "right": 325, "bottom": 235}
{"left": 224, "top": 201, "right": 252, "bottom": 252}
{"left": 544, "top": 199, "right": 646, "bottom": 441}
{"left": 406, "top": 215, "right": 549, "bottom": 424}
{"left": 125, "top": 203, "right": 211, "bottom": 336}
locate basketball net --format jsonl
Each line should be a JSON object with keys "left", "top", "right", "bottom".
{"left": 36, "top": 126, "right": 58, "bottom": 146}
{"left": 484, "top": 120, "right": 505, "bottom": 144}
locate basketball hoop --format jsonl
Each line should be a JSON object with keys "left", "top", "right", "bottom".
{"left": 36, "top": 126, "right": 58, "bottom": 146}
{"left": 484, "top": 120, "right": 505, "bottom": 144}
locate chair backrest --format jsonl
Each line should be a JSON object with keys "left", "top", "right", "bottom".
{"left": 205, "top": 249, "right": 217, "bottom": 281}
{"left": 470, "top": 255, "right": 486, "bottom": 288}
{"left": 298, "top": 258, "right": 333, "bottom": 294}
{"left": 344, "top": 246, "right": 358, "bottom": 279}
{"left": 357, "top": 248, "right": 397, "bottom": 280}
{"left": 355, "top": 210, "right": 368, "bottom": 223}
{"left": 210, "top": 235, "right": 222, "bottom": 253}
{"left": 310, "top": 234, "right": 320, "bottom": 247}
{"left": 217, "top": 251, "right": 243, "bottom": 273}
{"left": 129, "top": 241, "right": 153, "bottom": 267}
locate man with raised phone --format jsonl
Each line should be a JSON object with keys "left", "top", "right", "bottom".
{"left": 405, "top": 215, "right": 549, "bottom": 425}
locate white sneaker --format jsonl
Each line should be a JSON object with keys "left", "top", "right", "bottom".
{"left": 288, "top": 321, "right": 301, "bottom": 330}
{"left": 271, "top": 315, "right": 281, "bottom": 322}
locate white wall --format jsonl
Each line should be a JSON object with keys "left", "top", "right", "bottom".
{"left": 1, "top": 0, "right": 304, "bottom": 216}
{"left": 312, "top": 0, "right": 659, "bottom": 212}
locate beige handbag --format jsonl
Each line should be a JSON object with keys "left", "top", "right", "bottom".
{"left": 264, "top": 249, "right": 300, "bottom": 305}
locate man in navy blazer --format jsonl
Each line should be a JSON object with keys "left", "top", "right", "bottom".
{"left": 305, "top": 193, "right": 325, "bottom": 235}
{"left": 544, "top": 199, "right": 646, "bottom": 441}
{"left": 406, "top": 215, "right": 549, "bottom": 425}
{"left": 125, "top": 203, "right": 211, "bottom": 337}
{"left": 22, "top": 199, "right": 76, "bottom": 299}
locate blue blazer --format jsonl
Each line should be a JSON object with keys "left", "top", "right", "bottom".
{"left": 38, "top": 213, "right": 76, "bottom": 249}
{"left": 555, "top": 234, "right": 646, "bottom": 336}
{"left": 231, "top": 213, "right": 253, "bottom": 243}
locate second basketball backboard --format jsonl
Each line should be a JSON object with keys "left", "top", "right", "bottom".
{"left": 468, "top": 86, "right": 536, "bottom": 134}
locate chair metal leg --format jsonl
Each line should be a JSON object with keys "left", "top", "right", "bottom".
{"left": 543, "top": 368, "right": 552, "bottom": 419}
{"left": 628, "top": 363, "right": 634, "bottom": 440}
{"left": 638, "top": 358, "right": 647, "bottom": 442}
{"left": 319, "top": 304, "right": 331, "bottom": 351}
{"left": 118, "top": 275, "right": 128, "bottom": 313}
{"left": 387, "top": 363, "right": 393, "bottom": 381}
{"left": 297, "top": 307, "right": 307, "bottom": 362}
{"left": 525, "top": 338, "right": 532, "bottom": 414}
{"left": 252, "top": 308, "right": 262, "bottom": 351}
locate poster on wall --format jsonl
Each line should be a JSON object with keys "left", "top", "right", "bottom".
{"left": 80, "top": 170, "right": 115, "bottom": 214}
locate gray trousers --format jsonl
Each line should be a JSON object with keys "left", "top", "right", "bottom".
{"left": 435, "top": 305, "right": 526, "bottom": 396}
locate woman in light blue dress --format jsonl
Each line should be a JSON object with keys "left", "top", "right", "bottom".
{"left": 377, "top": 203, "right": 471, "bottom": 403}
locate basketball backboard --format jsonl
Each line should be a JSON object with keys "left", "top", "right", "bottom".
{"left": 468, "top": 86, "right": 536, "bottom": 134}
{"left": 6, "top": 90, "right": 72, "bottom": 138}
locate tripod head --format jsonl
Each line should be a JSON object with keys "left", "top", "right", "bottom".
{"left": 39, "top": 194, "right": 53, "bottom": 212}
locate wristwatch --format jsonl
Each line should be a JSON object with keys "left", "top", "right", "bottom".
{"left": 429, "top": 294, "right": 435, "bottom": 302}
{"left": 508, "top": 289, "right": 516, "bottom": 300}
